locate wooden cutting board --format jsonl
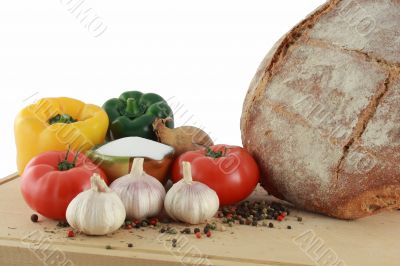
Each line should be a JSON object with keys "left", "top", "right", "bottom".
{"left": 0, "top": 174, "right": 399, "bottom": 266}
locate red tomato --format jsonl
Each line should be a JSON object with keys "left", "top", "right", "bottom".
{"left": 21, "top": 150, "right": 108, "bottom": 220}
{"left": 171, "top": 145, "right": 260, "bottom": 205}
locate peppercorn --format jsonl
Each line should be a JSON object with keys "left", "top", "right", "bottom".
{"left": 160, "top": 227, "right": 166, "bottom": 233}
{"left": 168, "top": 228, "right": 177, "bottom": 234}
{"left": 262, "top": 221, "right": 268, "bottom": 227}
{"left": 209, "top": 223, "right": 217, "bottom": 230}
{"left": 203, "top": 226, "right": 210, "bottom": 234}
{"left": 105, "top": 245, "right": 112, "bottom": 250}
{"left": 277, "top": 215, "right": 284, "bottom": 222}
{"left": 206, "top": 231, "right": 212, "bottom": 237}
{"left": 252, "top": 221, "right": 257, "bottom": 226}
{"left": 181, "top": 228, "right": 191, "bottom": 234}
{"left": 30, "top": 214, "right": 38, "bottom": 223}
{"left": 195, "top": 232, "right": 201, "bottom": 239}
{"left": 172, "top": 242, "right": 177, "bottom": 248}
{"left": 268, "top": 223, "right": 274, "bottom": 228}
{"left": 172, "top": 239, "right": 177, "bottom": 244}
{"left": 127, "top": 243, "right": 133, "bottom": 248}
{"left": 141, "top": 221, "right": 149, "bottom": 227}
{"left": 239, "top": 219, "right": 245, "bottom": 225}
{"left": 287, "top": 225, "right": 292, "bottom": 229}
{"left": 194, "top": 228, "right": 200, "bottom": 234}
{"left": 228, "top": 221, "right": 233, "bottom": 227}
{"left": 297, "top": 217, "right": 303, "bottom": 222}
{"left": 126, "top": 224, "right": 133, "bottom": 230}
{"left": 67, "top": 230, "right": 74, "bottom": 237}
{"left": 57, "top": 221, "right": 69, "bottom": 228}
{"left": 149, "top": 218, "right": 158, "bottom": 226}
{"left": 134, "top": 223, "right": 141, "bottom": 229}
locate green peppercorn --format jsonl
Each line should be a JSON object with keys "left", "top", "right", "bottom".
{"left": 181, "top": 228, "right": 191, "bottom": 234}
{"left": 262, "top": 221, "right": 268, "bottom": 227}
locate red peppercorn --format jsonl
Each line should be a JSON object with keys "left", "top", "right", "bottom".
{"left": 149, "top": 218, "right": 158, "bottom": 226}
{"left": 67, "top": 230, "right": 74, "bottom": 237}
{"left": 226, "top": 213, "right": 233, "bottom": 219}
{"left": 281, "top": 212, "right": 287, "bottom": 217}
{"left": 126, "top": 224, "right": 133, "bottom": 230}
{"left": 206, "top": 231, "right": 212, "bottom": 238}
{"left": 133, "top": 219, "right": 140, "bottom": 225}
{"left": 277, "top": 215, "right": 284, "bottom": 222}
{"left": 195, "top": 232, "right": 201, "bottom": 239}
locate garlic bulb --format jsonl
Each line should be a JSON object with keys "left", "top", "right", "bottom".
{"left": 110, "top": 157, "right": 166, "bottom": 220}
{"left": 66, "top": 174, "right": 126, "bottom": 235}
{"left": 164, "top": 161, "right": 219, "bottom": 224}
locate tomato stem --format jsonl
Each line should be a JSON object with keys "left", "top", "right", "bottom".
{"left": 205, "top": 146, "right": 227, "bottom": 159}
{"left": 58, "top": 147, "right": 80, "bottom": 171}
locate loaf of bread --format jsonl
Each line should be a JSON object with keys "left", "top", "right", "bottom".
{"left": 241, "top": 0, "right": 400, "bottom": 219}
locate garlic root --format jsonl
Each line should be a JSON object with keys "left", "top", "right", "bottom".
{"left": 153, "top": 118, "right": 214, "bottom": 156}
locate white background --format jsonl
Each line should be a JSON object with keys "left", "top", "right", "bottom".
{"left": 0, "top": 0, "right": 325, "bottom": 178}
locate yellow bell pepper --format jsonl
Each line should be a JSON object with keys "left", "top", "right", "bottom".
{"left": 15, "top": 97, "right": 109, "bottom": 174}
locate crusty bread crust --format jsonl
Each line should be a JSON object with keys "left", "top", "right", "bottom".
{"left": 241, "top": 0, "right": 400, "bottom": 219}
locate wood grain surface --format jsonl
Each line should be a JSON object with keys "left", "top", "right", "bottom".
{"left": 0, "top": 174, "right": 399, "bottom": 266}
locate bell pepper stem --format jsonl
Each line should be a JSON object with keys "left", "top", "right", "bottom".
{"left": 182, "top": 161, "right": 193, "bottom": 184}
{"left": 125, "top": 98, "right": 141, "bottom": 117}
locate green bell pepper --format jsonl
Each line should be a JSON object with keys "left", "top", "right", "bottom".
{"left": 102, "top": 91, "right": 174, "bottom": 141}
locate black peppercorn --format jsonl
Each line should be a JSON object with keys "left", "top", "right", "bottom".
{"left": 268, "top": 222, "right": 274, "bottom": 228}
{"left": 287, "top": 225, "right": 292, "bottom": 229}
{"left": 127, "top": 243, "right": 133, "bottom": 248}
{"left": 297, "top": 217, "right": 303, "bottom": 222}
{"left": 252, "top": 221, "right": 257, "bottom": 226}
{"left": 30, "top": 214, "right": 38, "bottom": 223}
{"left": 203, "top": 226, "right": 210, "bottom": 234}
